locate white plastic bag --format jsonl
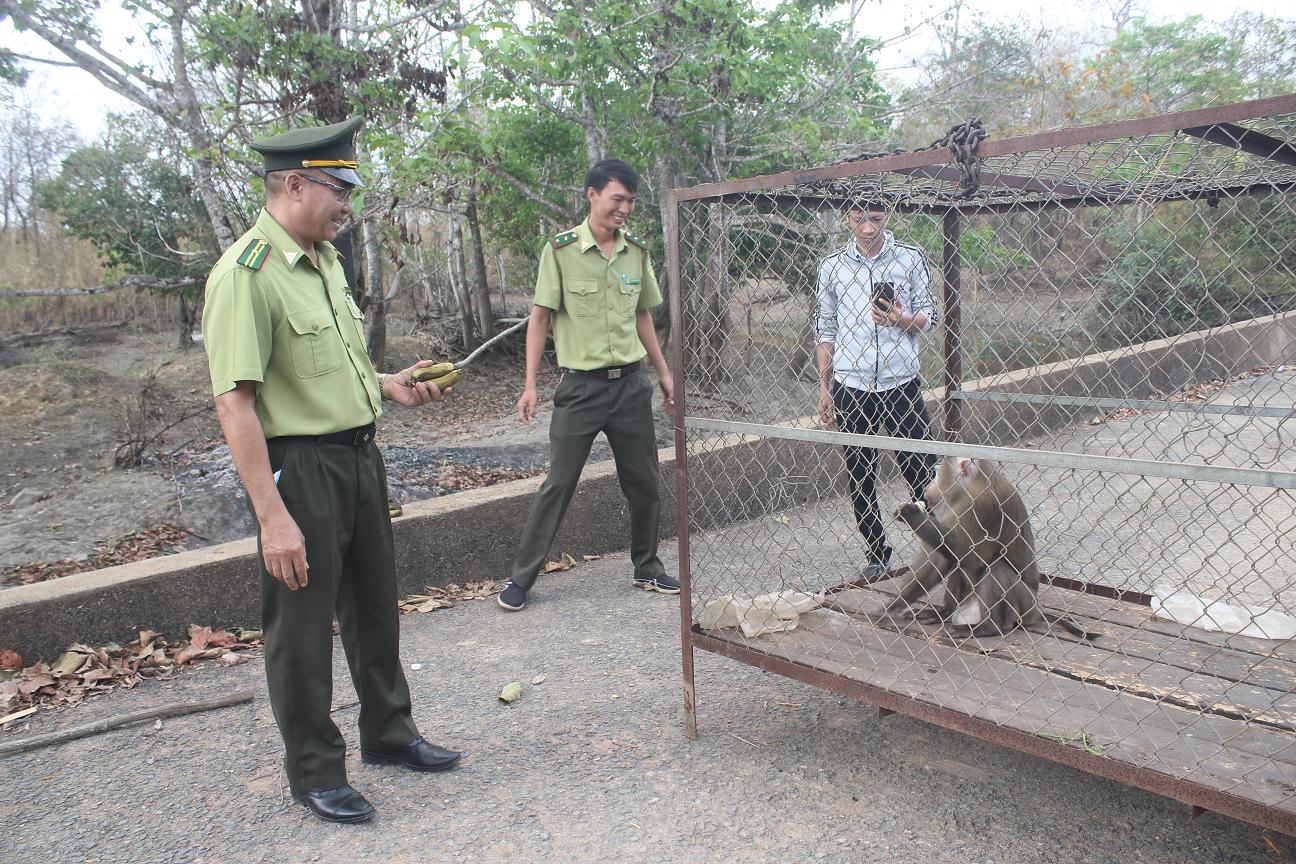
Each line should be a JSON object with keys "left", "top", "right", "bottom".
{"left": 698, "top": 590, "right": 825, "bottom": 638}
{"left": 1150, "top": 587, "right": 1296, "bottom": 640}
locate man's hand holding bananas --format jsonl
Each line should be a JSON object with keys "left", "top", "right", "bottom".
{"left": 380, "top": 360, "right": 456, "bottom": 406}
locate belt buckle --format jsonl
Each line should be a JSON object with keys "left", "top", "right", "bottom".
{"left": 357, "top": 427, "right": 373, "bottom": 445}
{"left": 607, "top": 368, "right": 623, "bottom": 380}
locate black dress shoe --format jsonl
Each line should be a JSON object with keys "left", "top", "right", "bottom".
{"left": 291, "top": 784, "right": 376, "bottom": 824}
{"left": 361, "top": 736, "right": 461, "bottom": 772}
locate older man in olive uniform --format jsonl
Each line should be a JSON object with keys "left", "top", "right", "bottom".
{"left": 203, "top": 117, "right": 459, "bottom": 824}
{"left": 498, "top": 159, "right": 676, "bottom": 612}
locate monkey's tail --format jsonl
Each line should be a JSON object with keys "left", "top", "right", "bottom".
{"left": 1042, "top": 612, "right": 1100, "bottom": 642}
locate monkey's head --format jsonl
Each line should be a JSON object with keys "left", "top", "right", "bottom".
{"left": 922, "top": 456, "right": 978, "bottom": 509}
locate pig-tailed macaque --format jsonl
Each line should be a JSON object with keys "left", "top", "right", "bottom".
{"left": 884, "top": 455, "right": 1095, "bottom": 640}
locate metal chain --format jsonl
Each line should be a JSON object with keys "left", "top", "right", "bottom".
{"left": 838, "top": 118, "right": 988, "bottom": 197}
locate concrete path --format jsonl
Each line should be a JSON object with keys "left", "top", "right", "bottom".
{"left": 0, "top": 546, "right": 1279, "bottom": 864}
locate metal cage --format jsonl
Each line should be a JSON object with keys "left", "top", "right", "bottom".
{"left": 666, "top": 93, "right": 1296, "bottom": 836}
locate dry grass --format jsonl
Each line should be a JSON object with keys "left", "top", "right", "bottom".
{"left": 0, "top": 227, "right": 186, "bottom": 334}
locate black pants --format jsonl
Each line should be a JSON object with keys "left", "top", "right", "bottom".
{"left": 832, "top": 378, "right": 938, "bottom": 562}
{"left": 260, "top": 435, "right": 418, "bottom": 792}
{"left": 510, "top": 370, "right": 665, "bottom": 590}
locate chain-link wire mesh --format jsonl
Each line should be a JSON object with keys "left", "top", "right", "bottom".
{"left": 671, "top": 99, "right": 1296, "bottom": 831}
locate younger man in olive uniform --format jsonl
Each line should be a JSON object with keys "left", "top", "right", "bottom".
{"left": 203, "top": 117, "right": 459, "bottom": 824}
{"left": 499, "top": 159, "right": 676, "bottom": 611}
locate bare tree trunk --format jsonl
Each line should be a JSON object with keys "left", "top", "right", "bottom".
{"left": 651, "top": 154, "right": 685, "bottom": 350}
{"left": 362, "top": 214, "right": 387, "bottom": 368}
{"left": 465, "top": 184, "right": 494, "bottom": 340}
{"left": 170, "top": 11, "right": 235, "bottom": 249}
{"left": 497, "top": 251, "right": 508, "bottom": 308}
{"left": 686, "top": 203, "right": 730, "bottom": 386}
{"left": 177, "top": 293, "right": 195, "bottom": 350}
{"left": 446, "top": 210, "right": 475, "bottom": 346}
{"left": 580, "top": 91, "right": 602, "bottom": 166}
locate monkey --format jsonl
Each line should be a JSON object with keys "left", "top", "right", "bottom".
{"left": 882, "top": 455, "right": 1095, "bottom": 640}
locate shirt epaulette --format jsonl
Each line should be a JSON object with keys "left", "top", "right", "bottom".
{"left": 236, "top": 238, "right": 272, "bottom": 271}
{"left": 552, "top": 231, "right": 579, "bottom": 249}
{"left": 625, "top": 231, "right": 650, "bottom": 251}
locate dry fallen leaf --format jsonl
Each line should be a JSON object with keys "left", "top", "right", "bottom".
{"left": 542, "top": 553, "right": 578, "bottom": 574}
{"left": 531, "top": 674, "right": 547, "bottom": 686}
{"left": 0, "top": 649, "right": 23, "bottom": 671}
{"left": 2, "top": 622, "right": 262, "bottom": 711}
{"left": 498, "top": 681, "right": 522, "bottom": 704}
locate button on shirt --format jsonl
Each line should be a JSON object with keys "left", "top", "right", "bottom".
{"left": 533, "top": 219, "right": 663, "bottom": 370}
{"left": 202, "top": 209, "right": 381, "bottom": 437}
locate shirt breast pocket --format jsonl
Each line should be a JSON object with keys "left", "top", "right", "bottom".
{"left": 286, "top": 307, "right": 344, "bottom": 378}
{"left": 566, "top": 279, "right": 602, "bottom": 318}
{"left": 343, "top": 296, "right": 367, "bottom": 341}
{"left": 617, "top": 274, "right": 641, "bottom": 315}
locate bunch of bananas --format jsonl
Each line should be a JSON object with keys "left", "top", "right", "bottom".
{"left": 409, "top": 362, "right": 461, "bottom": 390}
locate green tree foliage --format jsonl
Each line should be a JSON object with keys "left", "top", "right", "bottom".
{"left": 1084, "top": 17, "right": 1246, "bottom": 115}
{"left": 1088, "top": 206, "right": 1292, "bottom": 348}
{"left": 37, "top": 115, "right": 215, "bottom": 282}
{"left": 466, "top": 0, "right": 890, "bottom": 251}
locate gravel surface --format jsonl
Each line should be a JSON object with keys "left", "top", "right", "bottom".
{"left": 0, "top": 546, "right": 1280, "bottom": 863}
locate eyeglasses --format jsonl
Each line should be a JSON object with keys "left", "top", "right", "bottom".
{"left": 295, "top": 172, "right": 355, "bottom": 203}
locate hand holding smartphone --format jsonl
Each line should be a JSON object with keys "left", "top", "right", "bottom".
{"left": 872, "top": 281, "right": 895, "bottom": 314}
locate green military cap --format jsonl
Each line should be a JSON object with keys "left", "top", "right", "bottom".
{"left": 251, "top": 116, "right": 365, "bottom": 187}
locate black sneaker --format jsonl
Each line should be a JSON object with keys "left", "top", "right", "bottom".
{"left": 633, "top": 574, "right": 681, "bottom": 595}
{"left": 497, "top": 580, "right": 527, "bottom": 611}
{"left": 860, "top": 552, "right": 892, "bottom": 582}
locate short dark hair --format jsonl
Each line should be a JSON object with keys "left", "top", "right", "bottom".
{"left": 848, "top": 190, "right": 897, "bottom": 213}
{"left": 585, "top": 159, "right": 639, "bottom": 194}
{"left": 263, "top": 170, "right": 288, "bottom": 198}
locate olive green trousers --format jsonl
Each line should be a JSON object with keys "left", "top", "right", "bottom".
{"left": 510, "top": 370, "right": 666, "bottom": 590}
{"left": 260, "top": 434, "right": 418, "bottom": 792}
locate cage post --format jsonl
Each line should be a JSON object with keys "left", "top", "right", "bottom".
{"left": 665, "top": 189, "right": 698, "bottom": 739}
{"left": 941, "top": 208, "right": 963, "bottom": 441}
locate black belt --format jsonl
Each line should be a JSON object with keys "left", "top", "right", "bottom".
{"left": 269, "top": 423, "right": 376, "bottom": 448}
{"left": 561, "top": 361, "right": 641, "bottom": 380}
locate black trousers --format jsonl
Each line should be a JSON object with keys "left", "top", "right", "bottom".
{"left": 510, "top": 370, "right": 665, "bottom": 590}
{"left": 260, "top": 435, "right": 418, "bottom": 792}
{"left": 832, "top": 378, "right": 938, "bottom": 562}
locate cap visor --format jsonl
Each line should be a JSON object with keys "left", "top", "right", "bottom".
{"left": 319, "top": 166, "right": 364, "bottom": 188}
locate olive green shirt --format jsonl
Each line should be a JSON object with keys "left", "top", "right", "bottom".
{"left": 533, "top": 219, "right": 663, "bottom": 370}
{"left": 202, "top": 209, "right": 382, "bottom": 438}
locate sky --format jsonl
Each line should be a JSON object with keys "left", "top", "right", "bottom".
{"left": 1, "top": 0, "right": 1287, "bottom": 142}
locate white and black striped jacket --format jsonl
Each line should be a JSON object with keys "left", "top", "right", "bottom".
{"left": 814, "top": 231, "right": 938, "bottom": 392}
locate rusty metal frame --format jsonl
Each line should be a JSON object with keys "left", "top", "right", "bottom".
{"left": 667, "top": 93, "right": 1296, "bottom": 836}
{"left": 690, "top": 628, "right": 1296, "bottom": 837}
{"left": 671, "top": 93, "right": 1296, "bottom": 204}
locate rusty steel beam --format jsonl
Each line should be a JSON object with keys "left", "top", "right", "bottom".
{"left": 671, "top": 93, "right": 1296, "bottom": 203}
{"left": 689, "top": 629, "right": 1296, "bottom": 838}
{"left": 941, "top": 210, "right": 963, "bottom": 441}
{"left": 684, "top": 180, "right": 1295, "bottom": 217}
{"left": 664, "top": 189, "right": 699, "bottom": 741}
{"left": 1039, "top": 575, "right": 1153, "bottom": 607}
{"left": 895, "top": 163, "right": 1092, "bottom": 198}
{"left": 1183, "top": 122, "right": 1296, "bottom": 167}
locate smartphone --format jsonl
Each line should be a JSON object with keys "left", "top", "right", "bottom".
{"left": 872, "top": 281, "right": 895, "bottom": 312}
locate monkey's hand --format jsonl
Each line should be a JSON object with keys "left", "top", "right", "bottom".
{"left": 895, "top": 500, "right": 927, "bottom": 528}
